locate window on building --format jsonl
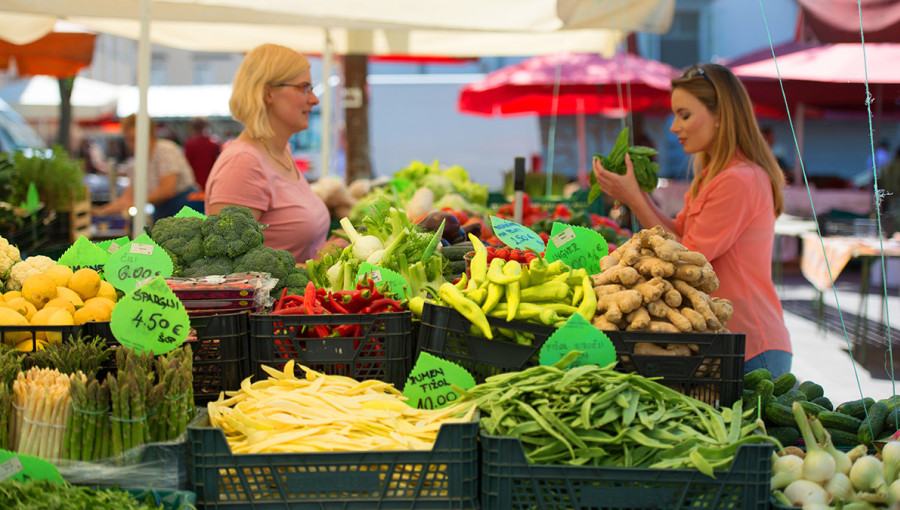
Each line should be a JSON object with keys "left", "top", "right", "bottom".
{"left": 150, "top": 54, "right": 168, "bottom": 85}
{"left": 659, "top": 11, "right": 700, "bottom": 70}
{"left": 193, "top": 61, "right": 214, "bottom": 85}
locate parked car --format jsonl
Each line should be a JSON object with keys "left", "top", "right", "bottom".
{"left": 0, "top": 97, "right": 46, "bottom": 153}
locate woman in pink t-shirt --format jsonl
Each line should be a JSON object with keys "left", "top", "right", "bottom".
{"left": 205, "top": 44, "right": 330, "bottom": 262}
{"left": 592, "top": 63, "right": 792, "bottom": 377}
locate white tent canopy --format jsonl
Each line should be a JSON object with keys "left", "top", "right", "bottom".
{"left": 0, "top": 76, "right": 121, "bottom": 120}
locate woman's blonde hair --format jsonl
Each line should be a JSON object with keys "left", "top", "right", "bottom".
{"left": 672, "top": 63, "right": 785, "bottom": 216}
{"left": 229, "top": 44, "right": 311, "bottom": 140}
{"left": 121, "top": 113, "right": 157, "bottom": 135}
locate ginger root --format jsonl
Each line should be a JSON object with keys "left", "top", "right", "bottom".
{"left": 634, "top": 256, "right": 676, "bottom": 279}
{"left": 647, "top": 300, "right": 692, "bottom": 333}
{"left": 597, "top": 289, "right": 642, "bottom": 322}
{"left": 633, "top": 277, "right": 667, "bottom": 304}
{"left": 592, "top": 265, "right": 640, "bottom": 286}
{"left": 592, "top": 315, "right": 620, "bottom": 331}
{"left": 625, "top": 307, "right": 651, "bottom": 331}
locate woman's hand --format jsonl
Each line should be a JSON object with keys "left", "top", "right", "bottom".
{"left": 592, "top": 153, "right": 644, "bottom": 208}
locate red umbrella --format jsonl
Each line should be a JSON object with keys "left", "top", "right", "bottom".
{"left": 458, "top": 51, "right": 678, "bottom": 118}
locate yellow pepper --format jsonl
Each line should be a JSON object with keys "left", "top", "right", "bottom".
{"left": 481, "top": 282, "right": 504, "bottom": 314}
{"left": 520, "top": 281, "right": 570, "bottom": 302}
{"left": 468, "top": 233, "right": 488, "bottom": 285}
{"left": 439, "top": 282, "right": 493, "bottom": 339}
{"left": 502, "top": 261, "right": 522, "bottom": 322}
{"left": 576, "top": 275, "right": 597, "bottom": 322}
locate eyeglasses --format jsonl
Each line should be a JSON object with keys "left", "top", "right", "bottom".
{"left": 271, "top": 81, "right": 314, "bottom": 95}
{"left": 683, "top": 65, "right": 715, "bottom": 90}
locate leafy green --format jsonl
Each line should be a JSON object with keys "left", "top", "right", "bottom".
{"left": 5, "top": 146, "right": 86, "bottom": 211}
{"left": 0, "top": 480, "right": 162, "bottom": 509}
{"left": 588, "top": 127, "right": 660, "bottom": 203}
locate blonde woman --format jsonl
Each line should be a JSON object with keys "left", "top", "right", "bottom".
{"left": 592, "top": 63, "right": 791, "bottom": 377}
{"left": 205, "top": 44, "right": 330, "bottom": 262}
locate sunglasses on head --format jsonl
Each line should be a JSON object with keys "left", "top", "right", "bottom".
{"left": 683, "top": 65, "right": 716, "bottom": 90}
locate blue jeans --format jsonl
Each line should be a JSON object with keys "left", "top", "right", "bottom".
{"left": 744, "top": 350, "right": 793, "bottom": 379}
{"left": 154, "top": 186, "right": 198, "bottom": 221}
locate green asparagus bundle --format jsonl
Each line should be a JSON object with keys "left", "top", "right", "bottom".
{"left": 25, "top": 335, "right": 112, "bottom": 377}
{"left": 151, "top": 345, "right": 194, "bottom": 442}
{"left": 0, "top": 383, "right": 11, "bottom": 450}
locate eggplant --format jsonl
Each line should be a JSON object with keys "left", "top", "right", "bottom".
{"left": 418, "top": 211, "right": 460, "bottom": 242}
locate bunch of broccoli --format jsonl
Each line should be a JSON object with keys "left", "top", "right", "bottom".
{"left": 149, "top": 205, "right": 308, "bottom": 295}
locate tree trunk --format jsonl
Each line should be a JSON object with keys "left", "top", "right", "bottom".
{"left": 343, "top": 54, "right": 372, "bottom": 183}
{"left": 57, "top": 77, "right": 74, "bottom": 149}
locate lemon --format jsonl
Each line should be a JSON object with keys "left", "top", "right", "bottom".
{"left": 43, "top": 265, "right": 74, "bottom": 288}
{"left": 97, "top": 280, "right": 118, "bottom": 302}
{"left": 4, "top": 297, "right": 30, "bottom": 317}
{"left": 69, "top": 268, "right": 101, "bottom": 300}
{"left": 45, "top": 308, "right": 74, "bottom": 344}
{"left": 3, "top": 290, "right": 22, "bottom": 302}
{"left": 15, "top": 338, "right": 47, "bottom": 352}
{"left": 30, "top": 306, "right": 61, "bottom": 341}
{"left": 0, "top": 307, "right": 31, "bottom": 345}
{"left": 44, "top": 297, "right": 76, "bottom": 316}
{"left": 74, "top": 304, "right": 111, "bottom": 325}
{"left": 55, "top": 287, "right": 85, "bottom": 309}
{"left": 83, "top": 297, "right": 116, "bottom": 315}
{"left": 21, "top": 273, "right": 57, "bottom": 309}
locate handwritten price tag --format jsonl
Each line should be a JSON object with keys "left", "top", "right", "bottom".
{"left": 544, "top": 221, "right": 608, "bottom": 275}
{"left": 402, "top": 352, "right": 476, "bottom": 410}
{"left": 538, "top": 314, "right": 617, "bottom": 368}
{"left": 104, "top": 234, "right": 174, "bottom": 292}
{"left": 57, "top": 236, "right": 109, "bottom": 274}
{"left": 489, "top": 216, "right": 545, "bottom": 253}
{"left": 110, "top": 276, "right": 190, "bottom": 355}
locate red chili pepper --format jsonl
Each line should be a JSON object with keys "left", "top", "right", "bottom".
{"left": 363, "top": 298, "right": 404, "bottom": 314}
{"left": 302, "top": 282, "right": 332, "bottom": 337}
{"left": 329, "top": 294, "right": 351, "bottom": 314}
{"left": 333, "top": 323, "right": 359, "bottom": 337}
{"left": 275, "top": 288, "right": 288, "bottom": 311}
{"left": 271, "top": 307, "right": 308, "bottom": 315}
{"left": 336, "top": 289, "right": 372, "bottom": 313}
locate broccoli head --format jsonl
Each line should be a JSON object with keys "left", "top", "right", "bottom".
{"left": 150, "top": 216, "right": 205, "bottom": 268}
{"left": 201, "top": 206, "right": 264, "bottom": 258}
{"left": 182, "top": 256, "right": 234, "bottom": 278}
{"left": 233, "top": 244, "right": 288, "bottom": 281}
{"left": 282, "top": 266, "right": 309, "bottom": 289}
{"left": 274, "top": 249, "right": 297, "bottom": 275}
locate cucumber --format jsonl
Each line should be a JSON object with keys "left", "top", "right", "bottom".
{"left": 767, "top": 427, "right": 800, "bottom": 448}
{"left": 764, "top": 402, "right": 798, "bottom": 427}
{"left": 798, "top": 381, "right": 825, "bottom": 401}
{"left": 818, "top": 411, "right": 863, "bottom": 434}
{"left": 879, "top": 395, "right": 900, "bottom": 413}
{"left": 884, "top": 409, "right": 900, "bottom": 434}
{"left": 798, "top": 400, "right": 829, "bottom": 417}
{"left": 744, "top": 368, "right": 772, "bottom": 391}
{"left": 828, "top": 427, "right": 861, "bottom": 448}
{"left": 775, "top": 390, "right": 808, "bottom": 406}
{"left": 858, "top": 401, "right": 889, "bottom": 445}
{"left": 811, "top": 396, "right": 833, "bottom": 412}
{"left": 748, "top": 379, "right": 775, "bottom": 412}
{"left": 773, "top": 372, "right": 797, "bottom": 396}
{"left": 441, "top": 243, "right": 474, "bottom": 261}
{"left": 836, "top": 398, "right": 876, "bottom": 419}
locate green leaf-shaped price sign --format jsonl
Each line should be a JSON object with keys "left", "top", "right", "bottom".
{"left": 110, "top": 276, "right": 189, "bottom": 355}
{"left": 58, "top": 236, "right": 109, "bottom": 274}
{"left": 20, "top": 182, "right": 40, "bottom": 216}
{"left": 174, "top": 205, "right": 206, "bottom": 219}
{"left": 544, "top": 222, "right": 608, "bottom": 275}
{"left": 356, "top": 262, "right": 410, "bottom": 299}
{"left": 0, "top": 450, "right": 63, "bottom": 483}
{"left": 538, "top": 314, "right": 617, "bottom": 368}
{"left": 95, "top": 236, "right": 131, "bottom": 256}
{"left": 489, "top": 215, "right": 545, "bottom": 253}
{"left": 402, "top": 352, "right": 476, "bottom": 410}
{"left": 104, "top": 233, "right": 174, "bottom": 293}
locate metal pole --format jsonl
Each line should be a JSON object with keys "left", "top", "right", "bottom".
{"left": 133, "top": 0, "right": 152, "bottom": 237}
{"left": 320, "top": 29, "right": 333, "bottom": 179}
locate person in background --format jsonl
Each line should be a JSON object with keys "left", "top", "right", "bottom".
{"left": 204, "top": 43, "right": 330, "bottom": 263}
{"left": 93, "top": 114, "right": 198, "bottom": 221}
{"left": 881, "top": 148, "right": 900, "bottom": 220}
{"left": 184, "top": 117, "right": 221, "bottom": 189}
{"left": 592, "top": 63, "right": 792, "bottom": 377}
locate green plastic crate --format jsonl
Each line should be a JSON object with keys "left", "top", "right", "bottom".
{"left": 188, "top": 412, "right": 479, "bottom": 509}
{"left": 480, "top": 431, "right": 774, "bottom": 510}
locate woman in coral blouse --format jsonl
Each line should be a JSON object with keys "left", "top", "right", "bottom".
{"left": 205, "top": 44, "right": 330, "bottom": 262}
{"left": 592, "top": 63, "right": 791, "bottom": 377}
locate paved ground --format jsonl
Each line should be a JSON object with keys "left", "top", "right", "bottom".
{"left": 778, "top": 263, "right": 900, "bottom": 405}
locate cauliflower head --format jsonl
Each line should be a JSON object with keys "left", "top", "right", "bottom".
{"left": 7, "top": 255, "right": 56, "bottom": 291}
{"left": 0, "top": 236, "right": 21, "bottom": 280}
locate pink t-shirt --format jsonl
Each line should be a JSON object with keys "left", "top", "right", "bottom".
{"left": 674, "top": 159, "right": 791, "bottom": 360}
{"left": 204, "top": 139, "right": 330, "bottom": 262}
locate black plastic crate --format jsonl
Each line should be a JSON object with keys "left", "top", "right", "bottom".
{"left": 250, "top": 312, "right": 413, "bottom": 388}
{"left": 188, "top": 411, "right": 478, "bottom": 509}
{"left": 6, "top": 208, "right": 55, "bottom": 254}
{"left": 97, "top": 312, "right": 251, "bottom": 405}
{"left": 416, "top": 302, "right": 744, "bottom": 407}
{"left": 480, "top": 431, "right": 773, "bottom": 510}
{"left": 0, "top": 324, "right": 81, "bottom": 349}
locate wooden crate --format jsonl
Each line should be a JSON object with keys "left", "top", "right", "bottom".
{"left": 67, "top": 195, "right": 92, "bottom": 242}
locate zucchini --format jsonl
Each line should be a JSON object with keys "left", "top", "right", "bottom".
{"left": 767, "top": 426, "right": 800, "bottom": 448}
{"left": 827, "top": 427, "right": 861, "bottom": 448}
{"left": 858, "top": 401, "right": 889, "bottom": 445}
{"left": 798, "top": 400, "right": 829, "bottom": 417}
{"left": 775, "top": 389, "right": 808, "bottom": 406}
{"left": 748, "top": 379, "right": 775, "bottom": 412}
{"left": 811, "top": 396, "right": 833, "bottom": 412}
{"left": 440, "top": 243, "right": 474, "bottom": 261}
{"left": 773, "top": 372, "right": 797, "bottom": 396}
{"left": 884, "top": 409, "right": 900, "bottom": 434}
{"left": 764, "top": 402, "right": 799, "bottom": 427}
{"left": 798, "top": 381, "right": 825, "bottom": 401}
{"left": 836, "top": 398, "right": 876, "bottom": 419}
{"left": 744, "top": 368, "right": 772, "bottom": 391}
{"left": 818, "top": 411, "right": 863, "bottom": 434}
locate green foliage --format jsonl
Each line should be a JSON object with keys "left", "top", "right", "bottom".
{"left": 201, "top": 205, "right": 265, "bottom": 258}
{"left": 588, "top": 127, "right": 659, "bottom": 203}
{"left": 6, "top": 146, "right": 86, "bottom": 210}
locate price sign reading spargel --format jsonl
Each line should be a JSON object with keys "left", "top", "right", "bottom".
{"left": 110, "top": 276, "right": 190, "bottom": 355}
{"left": 544, "top": 221, "right": 608, "bottom": 275}
{"left": 489, "top": 216, "right": 546, "bottom": 253}
{"left": 104, "top": 233, "right": 174, "bottom": 292}
{"left": 538, "top": 314, "right": 617, "bottom": 368}
{"left": 57, "top": 236, "right": 109, "bottom": 274}
{"left": 356, "top": 262, "right": 410, "bottom": 299}
{"left": 402, "top": 352, "right": 476, "bottom": 410}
